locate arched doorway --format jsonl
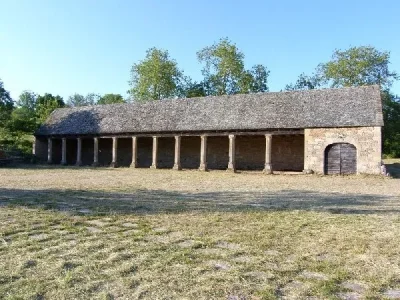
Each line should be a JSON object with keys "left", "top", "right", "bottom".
{"left": 324, "top": 143, "right": 357, "bottom": 175}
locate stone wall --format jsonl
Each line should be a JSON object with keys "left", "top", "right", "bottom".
{"left": 117, "top": 138, "right": 133, "bottom": 167}
{"left": 81, "top": 139, "right": 94, "bottom": 166}
{"left": 272, "top": 135, "right": 304, "bottom": 171}
{"left": 207, "top": 136, "right": 229, "bottom": 169}
{"left": 235, "top": 135, "right": 304, "bottom": 171}
{"left": 66, "top": 139, "right": 77, "bottom": 165}
{"left": 236, "top": 136, "right": 264, "bottom": 170}
{"left": 181, "top": 137, "right": 200, "bottom": 169}
{"left": 34, "top": 137, "right": 48, "bottom": 161}
{"left": 157, "top": 137, "right": 175, "bottom": 168}
{"left": 304, "top": 126, "right": 382, "bottom": 175}
{"left": 98, "top": 138, "right": 112, "bottom": 166}
{"left": 51, "top": 139, "right": 62, "bottom": 164}
{"left": 137, "top": 137, "right": 152, "bottom": 167}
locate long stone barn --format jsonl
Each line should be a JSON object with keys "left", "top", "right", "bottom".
{"left": 34, "top": 85, "right": 383, "bottom": 175}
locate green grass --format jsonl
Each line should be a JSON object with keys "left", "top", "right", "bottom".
{"left": 0, "top": 164, "right": 399, "bottom": 299}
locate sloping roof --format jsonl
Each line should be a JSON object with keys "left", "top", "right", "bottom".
{"left": 36, "top": 85, "right": 383, "bottom": 136}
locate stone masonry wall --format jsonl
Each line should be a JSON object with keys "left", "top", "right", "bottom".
{"left": 207, "top": 136, "right": 229, "bottom": 170}
{"left": 34, "top": 137, "right": 48, "bottom": 161}
{"left": 51, "top": 139, "right": 62, "bottom": 164}
{"left": 235, "top": 135, "right": 304, "bottom": 171}
{"left": 157, "top": 137, "right": 175, "bottom": 168}
{"left": 181, "top": 136, "right": 200, "bottom": 169}
{"left": 236, "top": 136, "right": 264, "bottom": 170}
{"left": 81, "top": 138, "right": 94, "bottom": 166}
{"left": 272, "top": 135, "right": 304, "bottom": 171}
{"left": 117, "top": 138, "right": 133, "bottom": 167}
{"left": 304, "top": 126, "right": 382, "bottom": 175}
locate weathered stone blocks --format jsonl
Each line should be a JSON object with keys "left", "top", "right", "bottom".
{"left": 304, "top": 127, "right": 381, "bottom": 175}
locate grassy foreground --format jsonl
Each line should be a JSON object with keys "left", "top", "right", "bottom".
{"left": 0, "top": 164, "right": 399, "bottom": 299}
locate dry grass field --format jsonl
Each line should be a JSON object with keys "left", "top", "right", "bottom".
{"left": 0, "top": 161, "right": 400, "bottom": 299}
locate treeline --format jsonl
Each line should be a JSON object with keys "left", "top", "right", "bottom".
{"left": 0, "top": 38, "right": 399, "bottom": 157}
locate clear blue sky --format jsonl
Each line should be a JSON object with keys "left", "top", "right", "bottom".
{"left": 1, "top": 0, "right": 399, "bottom": 101}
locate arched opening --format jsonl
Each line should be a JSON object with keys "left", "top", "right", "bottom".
{"left": 324, "top": 143, "right": 357, "bottom": 175}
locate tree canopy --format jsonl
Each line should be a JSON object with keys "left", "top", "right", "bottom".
{"left": 0, "top": 79, "right": 14, "bottom": 127}
{"left": 36, "top": 93, "right": 65, "bottom": 124}
{"left": 129, "top": 48, "right": 185, "bottom": 101}
{"left": 67, "top": 93, "right": 99, "bottom": 107}
{"left": 285, "top": 73, "right": 322, "bottom": 91}
{"left": 197, "top": 38, "right": 269, "bottom": 96}
{"left": 382, "top": 90, "right": 400, "bottom": 157}
{"left": 320, "top": 46, "right": 398, "bottom": 89}
{"left": 97, "top": 94, "right": 125, "bottom": 105}
{"left": 11, "top": 91, "right": 38, "bottom": 133}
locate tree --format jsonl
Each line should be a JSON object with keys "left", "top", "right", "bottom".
{"left": 0, "top": 79, "right": 14, "bottom": 127}
{"left": 197, "top": 38, "right": 245, "bottom": 95}
{"left": 66, "top": 93, "right": 99, "bottom": 107}
{"left": 11, "top": 91, "right": 38, "bottom": 133}
{"left": 36, "top": 93, "right": 65, "bottom": 124}
{"left": 285, "top": 73, "right": 322, "bottom": 91}
{"left": 239, "top": 64, "right": 270, "bottom": 93}
{"left": 319, "top": 46, "right": 398, "bottom": 89}
{"left": 67, "top": 93, "right": 99, "bottom": 107}
{"left": 98, "top": 94, "right": 125, "bottom": 105}
{"left": 67, "top": 94, "right": 85, "bottom": 107}
{"left": 197, "top": 38, "right": 269, "bottom": 95}
{"left": 16, "top": 90, "right": 37, "bottom": 110}
{"left": 185, "top": 81, "right": 207, "bottom": 98}
{"left": 129, "top": 48, "right": 185, "bottom": 101}
{"left": 382, "top": 90, "right": 400, "bottom": 157}
{"left": 85, "top": 93, "right": 101, "bottom": 106}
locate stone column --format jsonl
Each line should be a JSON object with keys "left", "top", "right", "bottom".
{"left": 92, "top": 137, "right": 99, "bottom": 167}
{"left": 111, "top": 137, "right": 118, "bottom": 168}
{"left": 199, "top": 135, "right": 208, "bottom": 171}
{"left": 130, "top": 136, "right": 137, "bottom": 168}
{"left": 47, "top": 138, "right": 52, "bottom": 164}
{"left": 61, "top": 138, "right": 67, "bottom": 165}
{"left": 76, "top": 137, "right": 82, "bottom": 166}
{"left": 227, "top": 134, "right": 236, "bottom": 172}
{"left": 173, "top": 135, "right": 181, "bottom": 170}
{"left": 150, "top": 136, "right": 158, "bottom": 169}
{"left": 263, "top": 134, "right": 273, "bottom": 174}
{"left": 32, "top": 137, "right": 36, "bottom": 156}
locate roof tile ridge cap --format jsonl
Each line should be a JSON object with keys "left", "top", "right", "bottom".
{"left": 57, "top": 105, "right": 95, "bottom": 112}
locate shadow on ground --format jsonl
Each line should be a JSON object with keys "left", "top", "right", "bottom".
{"left": 4, "top": 162, "right": 400, "bottom": 177}
{"left": 0, "top": 187, "right": 398, "bottom": 215}
{"left": 386, "top": 162, "right": 400, "bottom": 178}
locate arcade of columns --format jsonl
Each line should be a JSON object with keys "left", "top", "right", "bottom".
{"left": 46, "top": 134, "right": 273, "bottom": 173}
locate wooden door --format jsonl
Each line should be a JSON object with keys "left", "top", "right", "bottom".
{"left": 324, "top": 143, "right": 356, "bottom": 175}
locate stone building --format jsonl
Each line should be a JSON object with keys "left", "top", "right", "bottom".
{"left": 34, "top": 85, "right": 383, "bottom": 175}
